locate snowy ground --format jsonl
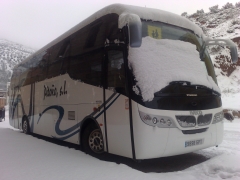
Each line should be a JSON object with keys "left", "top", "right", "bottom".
{"left": 221, "top": 93, "right": 240, "bottom": 110}
{"left": 0, "top": 105, "right": 240, "bottom": 180}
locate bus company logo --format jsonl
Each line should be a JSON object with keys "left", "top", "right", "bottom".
{"left": 44, "top": 81, "right": 67, "bottom": 100}
{"left": 190, "top": 110, "right": 202, "bottom": 116}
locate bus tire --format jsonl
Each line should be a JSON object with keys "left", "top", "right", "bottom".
{"left": 22, "top": 117, "right": 30, "bottom": 134}
{"left": 83, "top": 125, "right": 104, "bottom": 155}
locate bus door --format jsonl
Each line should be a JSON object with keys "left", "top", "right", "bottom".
{"left": 104, "top": 49, "right": 133, "bottom": 158}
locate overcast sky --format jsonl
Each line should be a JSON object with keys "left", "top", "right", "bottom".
{"left": 0, "top": 0, "right": 239, "bottom": 49}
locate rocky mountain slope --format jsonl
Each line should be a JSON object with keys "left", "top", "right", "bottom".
{"left": 185, "top": 3, "right": 240, "bottom": 95}
{"left": 0, "top": 39, "right": 35, "bottom": 90}
{"left": 185, "top": 2, "right": 240, "bottom": 116}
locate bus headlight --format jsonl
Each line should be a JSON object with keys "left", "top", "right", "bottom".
{"left": 152, "top": 117, "right": 158, "bottom": 124}
{"left": 160, "top": 118, "right": 165, "bottom": 124}
{"left": 167, "top": 119, "right": 172, "bottom": 126}
{"left": 212, "top": 111, "right": 224, "bottom": 124}
{"left": 139, "top": 111, "right": 176, "bottom": 128}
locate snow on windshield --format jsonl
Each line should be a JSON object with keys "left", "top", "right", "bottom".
{"left": 128, "top": 37, "right": 220, "bottom": 102}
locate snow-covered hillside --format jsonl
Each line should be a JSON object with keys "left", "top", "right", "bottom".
{"left": 186, "top": 3, "right": 240, "bottom": 113}
{"left": 0, "top": 39, "right": 35, "bottom": 90}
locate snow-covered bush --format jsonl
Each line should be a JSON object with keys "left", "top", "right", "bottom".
{"left": 222, "top": 2, "right": 234, "bottom": 9}
{"left": 181, "top": 12, "right": 187, "bottom": 17}
{"left": 209, "top": 5, "right": 219, "bottom": 13}
{"left": 235, "top": 2, "right": 240, "bottom": 7}
{"left": 232, "top": 19, "right": 240, "bottom": 25}
{"left": 210, "top": 46, "right": 221, "bottom": 54}
{"left": 201, "top": 26, "right": 208, "bottom": 34}
{"left": 227, "top": 28, "right": 235, "bottom": 33}
{"left": 196, "top": 9, "right": 204, "bottom": 14}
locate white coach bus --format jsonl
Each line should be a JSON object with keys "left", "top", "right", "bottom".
{"left": 9, "top": 4, "right": 238, "bottom": 160}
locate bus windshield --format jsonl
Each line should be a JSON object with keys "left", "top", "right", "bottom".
{"left": 127, "top": 21, "right": 221, "bottom": 110}
{"left": 142, "top": 21, "right": 202, "bottom": 52}
{"left": 141, "top": 20, "right": 217, "bottom": 84}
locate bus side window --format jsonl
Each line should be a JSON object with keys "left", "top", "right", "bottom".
{"left": 48, "top": 45, "right": 60, "bottom": 64}
{"left": 59, "top": 42, "right": 70, "bottom": 74}
{"left": 107, "top": 50, "right": 126, "bottom": 95}
{"left": 69, "top": 51, "right": 103, "bottom": 86}
{"left": 47, "top": 61, "right": 62, "bottom": 79}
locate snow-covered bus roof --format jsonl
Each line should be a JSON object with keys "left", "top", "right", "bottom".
{"left": 15, "top": 4, "right": 203, "bottom": 68}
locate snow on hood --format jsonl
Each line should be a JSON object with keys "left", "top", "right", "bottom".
{"left": 128, "top": 37, "right": 220, "bottom": 102}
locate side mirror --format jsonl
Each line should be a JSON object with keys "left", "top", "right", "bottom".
{"left": 230, "top": 45, "right": 238, "bottom": 63}
{"left": 119, "top": 13, "right": 142, "bottom": 48}
{"left": 204, "top": 39, "right": 238, "bottom": 63}
{"left": 129, "top": 20, "right": 142, "bottom": 47}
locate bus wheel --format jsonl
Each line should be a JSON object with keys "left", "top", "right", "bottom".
{"left": 83, "top": 126, "right": 104, "bottom": 155}
{"left": 22, "top": 117, "right": 30, "bottom": 134}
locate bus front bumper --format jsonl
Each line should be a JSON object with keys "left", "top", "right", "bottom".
{"left": 134, "top": 121, "right": 223, "bottom": 159}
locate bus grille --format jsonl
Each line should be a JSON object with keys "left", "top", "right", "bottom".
{"left": 176, "top": 114, "right": 212, "bottom": 128}
{"left": 197, "top": 114, "right": 212, "bottom": 126}
{"left": 176, "top": 116, "right": 196, "bottom": 127}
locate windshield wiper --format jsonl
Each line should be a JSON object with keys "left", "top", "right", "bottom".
{"left": 169, "top": 81, "right": 191, "bottom": 85}
{"left": 170, "top": 81, "right": 221, "bottom": 96}
{"left": 154, "top": 81, "right": 221, "bottom": 97}
{"left": 191, "top": 84, "right": 221, "bottom": 96}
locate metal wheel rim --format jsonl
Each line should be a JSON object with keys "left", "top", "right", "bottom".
{"left": 88, "top": 129, "right": 104, "bottom": 153}
{"left": 23, "top": 120, "right": 28, "bottom": 133}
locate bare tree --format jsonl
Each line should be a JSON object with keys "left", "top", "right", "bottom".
{"left": 235, "top": 2, "right": 240, "bottom": 7}
{"left": 196, "top": 9, "right": 204, "bottom": 14}
{"left": 209, "top": 5, "right": 219, "bottom": 13}
{"left": 181, "top": 12, "right": 188, "bottom": 17}
{"left": 222, "top": 2, "right": 234, "bottom": 9}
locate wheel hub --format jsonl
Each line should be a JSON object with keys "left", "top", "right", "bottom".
{"left": 23, "top": 121, "right": 28, "bottom": 133}
{"left": 89, "top": 129, "right": 104, "bottom": 153}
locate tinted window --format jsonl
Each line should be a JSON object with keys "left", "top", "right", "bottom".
{"left": 48, "top": 46, "right": 60, "bottom": 64}
{"left": 107, "top": 50, "right": 126, "bottom": 94}
{"left": 58, "top": 41, "right": 70, "bottom": 59}
{"left": 69, "top": 51, "right": 103, "bottom": 86}
{"left": 47, "top": 60, "right": 62, "bottom": 79}
{"left": 13, "top": 13, "right": 121, "bottom": 87}
{"left": 85, "top": 22, "right": 102, "bottom": 48}
{"left": 70, "top": 28, "right": 87, "bottom": 57}
{"left": 142, "top": 21, "right": 201, "bottom": 51}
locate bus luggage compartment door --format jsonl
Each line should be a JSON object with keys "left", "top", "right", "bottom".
{"left": 105, "top": 91, "right": 132, "bottom": 158}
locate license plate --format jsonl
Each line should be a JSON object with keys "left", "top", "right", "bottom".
{"left": 185, "top": 139, "right": 204, "bottom": 147}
